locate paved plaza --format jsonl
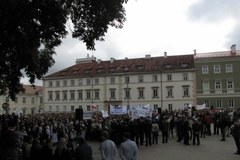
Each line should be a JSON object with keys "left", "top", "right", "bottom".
{"left": 88, "top": 134, "right": 239, "bottom": 160}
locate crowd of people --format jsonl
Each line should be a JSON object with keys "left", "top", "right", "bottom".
{"left": 0, "top": 107, "right": 240, "bottom": 160}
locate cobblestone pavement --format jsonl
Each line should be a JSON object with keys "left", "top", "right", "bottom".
{"left": 88, "top": 134, "right": 239, "bottom": 160}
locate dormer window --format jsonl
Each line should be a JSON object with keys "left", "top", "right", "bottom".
{"left": 181, "top": 63, "right": 188, "bottom": 68}
{"left": 136, "top": 65, "right": 144, "bottom": 71}
{"left": 123, "top": 66, "right": 129, "bottom": 72}
{"left": 165, "top": 63, "right": 172, "bottom": 69}
{"left": 110, "top": 67, "right": 116, "bottom": 72}
{"left": 96, "top": 67, "right": 103, "bottom": 73}
{"left": 84, "top": 69, "right": 91, "bottom": 74}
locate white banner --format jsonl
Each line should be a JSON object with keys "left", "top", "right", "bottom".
{"left": 130, "top": 104, "right": 153, "bottom": 119}
{"left": 83, "top": 111, "right": 93, "bottom": 120}
{"left": 196, "top": 103, "right": 206, "bottom": 110}
{"left": 101, "top": 110, "right": 109, "bottom": 118}
{"left": 110, "top": 105, "right": 127, "bottom": 115}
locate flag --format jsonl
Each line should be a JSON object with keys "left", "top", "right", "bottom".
{"left": 91, "top": 104, "right": 97, "bottom": 110}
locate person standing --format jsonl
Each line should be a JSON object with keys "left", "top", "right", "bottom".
{"left": 152, "top": 121, "right": 159, "bottom": 144}
{"left": 192, "top": 118, "right": 201, "bottom": 145}
{"left": 231, "top": 118, "right": 240, "bottom": 155}
{"left": 53, "top": 137, "right": 72, "bottom": 160}
{"left": 75, "top": 137, "right": 93, "bottom": 160}
{"left": 119, "top": 132, "right": 138, "bottom": 160}
{"left": 99, "top": 131, "right": 118, "bottom": 160}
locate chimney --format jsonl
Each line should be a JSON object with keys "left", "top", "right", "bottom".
{"left": 110, "top": 57, "right": 115, "bottom": 63}
{"left": 145, "top": 54, "right": 151, "bottom": 58}
{"left": 230, "top": 44, "right": 236, "bottom": 56}
{"left": 164, "top": 52, "right": 167, "bottom": 58}
{"left": 97, "top": 59, "right": 102, "bottom": 64}
{"left": 193, "top": 49, "right": 197, "bottom": 56}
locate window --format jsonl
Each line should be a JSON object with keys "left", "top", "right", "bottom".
{"left": 94, "top": 90, "right": 100, "bottom": 100}
{"left": 56, "top": 106, "right": 59, "bottom": 112}
{"left": 70, "top": 80, "right": 75, "bottom": 86}
{"left": 49, "top": 106, "right": 52, "bottom": 112}
{"left": 214, "top": 65, "right": 221, "bottom": 73}
{"left": 167, "top": 74, "right": 172, "bottom": 81}
{"left": 70, "top": 90, "right": 75, "bottom": 100}
{"left": 226, "top": 64, "right": 233, "bottom": 73}
{"left": 48, "top": 91, "right": 53, "bottom": 101}
{"left": 78, "top": 90, "right": 83, "bottom": 100}
{"left": 203, "top": 81, "right": 210, "bottom": 91}
{"left": 40, "top": 97, "right": 43, "bottom": 104}
{"left": 110, "top": 77, "right": 115, "bottom": 84}
{"left": 62, "top": 90, "right": 68, "bottom": 101}
{"left": 14, "top": 97, "right": 18, "bottom": 103}
{"left": 55, "top": 91, "right": 60, "bottom": 101}
{"left": 215, "top": 80, "right": 222, "bottom": 90}
{"left": 86, "top": 79, "right": 91, "bottom": 85}
{"left": 152, "top": 87, "right": 159, "bottom": 98}
{"left": 138, "top": 88, "right": 144, "bottom": 99}
{"left": 87, "top": 105, "right": 91, "bottom": 111}
{"left": 86, "top": 90, "right": 91, "bottom": 100}
{"left": 216, "top": 100, "right": 222, "bottom": 108}
{"left": 153, "top": 75, "right": 158, "bottom": 82}
{"left": 95, "top": 78, "right": 99, "bottom": 85}
{"left": 31, "top": 98, "right": 34, "bottom": 104}
{"left": 71, "top": 106, "right": 75, "bottom": 112}
{"left": 49, "top": 81, "right": 53, "bottom": 87}
{"left": 166, "top": 87, "right": 173, "bottom": 98}
{"left": 183, "top": 87, "right": 189, "bottom": 97}
{"left": 125, "top": 76, "right": 130, "bottom": 83}
{"left": 138, "top": 76, "right": 144, "bottom": 83}
{"left": 63, "top": 80, "right": 67, "bottom": 86}
{"left": 110, "top": 89, "right": 116, "bottom": 99}
{"left": 183, "top": 73, "right": 188, "bottom": 81}
{"left": 23, "top": 97, "right": 26, "bottom": 104}
{"left": 228, "top": 100, "right": 235, "bottom": 108}
{"left": 78, "top": 79, "right": 83, "bottom": 86}
{"left": 168, "top": 104, "right": 173, "bottom": 111}
{"left": 227, "top": 80, "right": 233, "bottom": 89}
{"left": 202, "top": 65, "right": 209, "bottom": 74}
{"left": 63, "top": 106, "right": 67, "bottom": 112}
{"left": 125, "top": 88, "right": 131, "bottom": 99}
{"left": 153, "top": 104, "right": 158, "bottom": 110}
{"left": 56, "top": 81, "right": 60, "bottom": 87}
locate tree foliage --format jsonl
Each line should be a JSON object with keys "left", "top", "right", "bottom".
{"left": 0, "top": 0, "right": 128, "bottom": 100}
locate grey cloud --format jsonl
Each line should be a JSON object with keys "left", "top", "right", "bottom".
{"left": 188, "top": 0, "right": 240, "bottom": 48}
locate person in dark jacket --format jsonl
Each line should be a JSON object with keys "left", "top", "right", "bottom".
{"left": 231, "top": 118, "right": 240, "bottom": 155}
{"left": 40, "top": 139, "right": 53, "bottom": 160}
{"left": 161, "top": 116, "right": 170, "bottom": 143}
{"left": 75, "top": 137, "right": 93, "bottom": 160}
{"left": 53, "top": 137, "right": 72, "bottom": 160}
{"left": 30, "top": 138, "right": 42, "bottom": 160}
{"left": 192, "top": 118, "right": 201, "bottom": 145}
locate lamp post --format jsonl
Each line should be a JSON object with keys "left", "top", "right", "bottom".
{"left": 2, "top": 102, "right": 10, "bottom": 114}
{"left": 124, "top": 66, "right": 130, "bottom": 110}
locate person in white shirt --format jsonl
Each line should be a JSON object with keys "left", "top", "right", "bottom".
{"left": 119, "top": 132, "right": 138, "bottom": 160}
{"left": 99, "top": 131, "right": 117, "bottom": 160}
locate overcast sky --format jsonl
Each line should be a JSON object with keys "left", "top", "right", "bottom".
{"left": 22, "top": 0, "right": 240, "bottom": 85}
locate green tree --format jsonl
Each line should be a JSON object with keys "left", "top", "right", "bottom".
{"left": 0, "top": 0, "right": 128, "bottom": 100}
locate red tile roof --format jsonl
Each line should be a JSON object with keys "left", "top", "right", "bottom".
{"left": 45, "top": 55, "right": 195, "bottom": 79}
{"left": 21, "top": 85, "right": 43, "bottom": 94}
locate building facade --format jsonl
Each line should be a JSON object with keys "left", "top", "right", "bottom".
{"left": 0, "top": 85, "right": 43, "bottom": 114}
{"left": 195, "top": 45, "right": 240, "bottom": 109}
{"left": 43, "top": 54, "right": 196, "bottom": 112}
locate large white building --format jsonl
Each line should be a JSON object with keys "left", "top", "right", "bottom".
{"left": 43, "top": 54, "right": 196, "bottom": 112}
{"left": 0, "top": 85, "right": 43, "bottom": 114}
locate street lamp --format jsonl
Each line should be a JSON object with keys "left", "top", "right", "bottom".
{"left": 124, "top": 66, "right": 130, "bottom": 109}
{"left": 2, "top": 102, "right": 10, "bottom": 114}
